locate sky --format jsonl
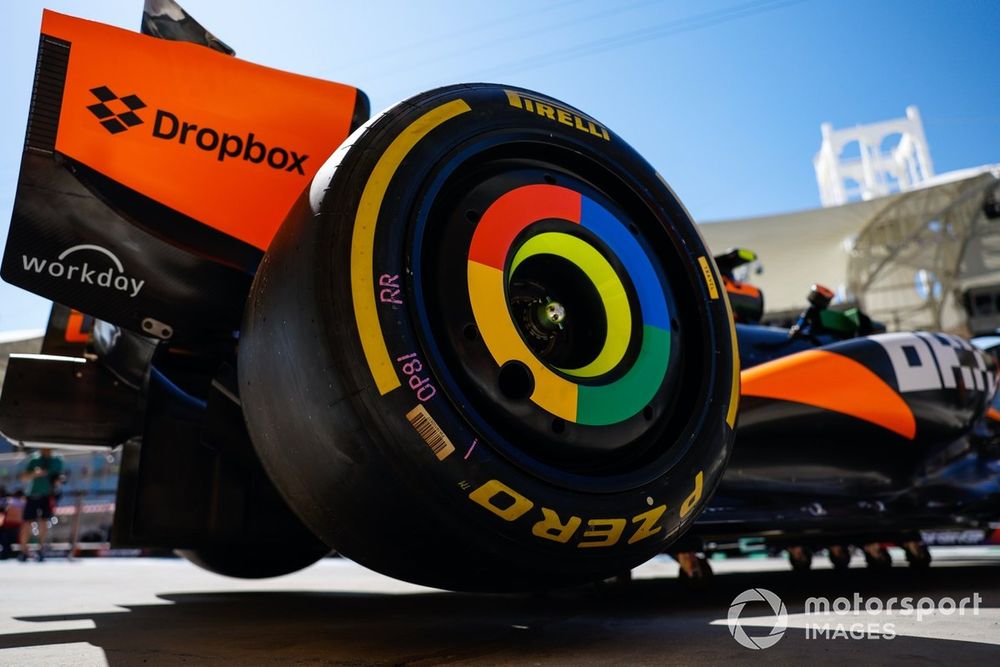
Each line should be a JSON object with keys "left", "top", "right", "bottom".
{"left": 1, "top": 0, "right": 998, "bottom": 332}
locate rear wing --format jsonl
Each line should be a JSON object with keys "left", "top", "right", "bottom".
{"left": 2, "top": 9, "right": 368, "bottom": 340}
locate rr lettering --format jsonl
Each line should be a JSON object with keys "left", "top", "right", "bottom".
{"left": 378, "top": 273, "right": 403, "bottom": 305}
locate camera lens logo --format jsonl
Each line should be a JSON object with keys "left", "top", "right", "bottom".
{"left": 86, "top": 86, "right": 147, "bottom": 134}
{"left": 728, "top": 588, "right": 788, "bottom": 650}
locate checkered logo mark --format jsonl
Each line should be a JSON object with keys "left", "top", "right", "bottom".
{"left": 86, "top": 86, "right": 147, "bottom": 135}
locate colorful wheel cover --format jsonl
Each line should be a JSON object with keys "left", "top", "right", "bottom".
{"left": 467, "top": 183, "right": 672, "bottom": 426}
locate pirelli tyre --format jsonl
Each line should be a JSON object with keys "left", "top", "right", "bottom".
{"left": 174, "top": 484, "right": 332, "bottom": 579}
{"left": 239, "top": 84, "right": 739, "bottom": 592}
{"left": 176, "top": 540, "right": 330, "bottom": 580}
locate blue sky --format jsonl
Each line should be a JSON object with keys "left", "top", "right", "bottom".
{"left": 1, "top": 0, "right": 998, "bottom": 331}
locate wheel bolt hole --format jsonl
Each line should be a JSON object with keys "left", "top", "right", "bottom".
{"left": 498, "top": 360, "right": 534, "bottom": 401}
{"left": 551, "top": 418, "right": 566, "bottom": 434}
{"left": 543, "top": 173, "right": 557, "bottom": 185}
{"left": 670, "top": 318, "right": 679, "bottom": 331}
{"left": 466, "top": 209, "right": 481, "bottom": 223}
{"left": 642, "top": 405, "right": 654, "bottom": 421}
{"left": 463, "top": 324, "right": 479, "bottom": 341}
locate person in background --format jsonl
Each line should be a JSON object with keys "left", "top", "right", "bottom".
{"left": 0, "top": 488, "right": 26, "bottom": 560}
{"left": 18, "top": 448, "right": 65, "bottom": 562}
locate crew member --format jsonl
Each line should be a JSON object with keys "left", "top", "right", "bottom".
{"left": 18, "top": 448, "right": 65, "bottom": 562}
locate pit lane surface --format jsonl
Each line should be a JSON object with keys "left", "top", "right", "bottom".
{"left": 1, "top": 549, "right": 998, "bottom": 665}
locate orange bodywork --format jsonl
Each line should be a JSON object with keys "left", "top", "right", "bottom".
{"left": 741, "top": 349, "right": 917, "bottom": 439}
{"left": 44, "top": 11, "right": 361, "bottom": 250}
{"left": 722, "top": 276, "right": 761, "bottom": 299}
{"left": 64, "top": 310, "right": 91, "bottom": 343}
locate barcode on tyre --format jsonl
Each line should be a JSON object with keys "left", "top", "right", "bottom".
{"left": 406, "top": 404, "right": 455, "bottom": 461}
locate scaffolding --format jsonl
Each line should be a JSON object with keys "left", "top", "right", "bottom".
{"left": 845, "top": 173, "right": 1000, "bottom": 332}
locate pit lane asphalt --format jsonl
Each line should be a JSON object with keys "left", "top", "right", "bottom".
{"left": 1, "top": 548, "right": 998, "bottom": 666}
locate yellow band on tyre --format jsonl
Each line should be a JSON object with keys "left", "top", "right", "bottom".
{"left": 350, "top": 99, "right": 471, "bottom": 395}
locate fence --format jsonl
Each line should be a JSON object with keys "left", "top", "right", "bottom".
{"left": 8, "top": 488, "right": 118, "bottom": 558}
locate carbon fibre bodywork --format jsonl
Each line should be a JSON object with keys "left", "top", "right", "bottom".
{"left": 683, "top": 323, "right": 1000, "bottom": 551}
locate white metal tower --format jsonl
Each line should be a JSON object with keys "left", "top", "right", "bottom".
{"left": 813, "top": 106, "right": 935, "bottom": 207}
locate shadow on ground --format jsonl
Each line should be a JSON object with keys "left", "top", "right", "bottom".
{"left": 2, "top": 563, "right": 999, "bottom": 665}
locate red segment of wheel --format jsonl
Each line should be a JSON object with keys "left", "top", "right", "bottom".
{"left": 467, "top": 184, "right": 581, "bottom": 269}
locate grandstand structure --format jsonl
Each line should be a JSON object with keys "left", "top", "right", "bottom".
{"left": 699, "top": 107, "right": 1000, "bottom": 334}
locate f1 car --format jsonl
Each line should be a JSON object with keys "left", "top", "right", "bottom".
{"left": 676, "top": 251, "right": 1000, "bottom": 577}
{"left": 0, "top": 2, "right": 996, "bottom": 591}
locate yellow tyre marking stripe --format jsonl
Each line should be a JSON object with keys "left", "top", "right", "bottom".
{"left": 723, "top": 289, "right": 740, "bottom": 428}
{"left": 509, "top": 232, "right": 631, "bottom": 378}
{"left": 468, "top": 261, "right": 578, "bottom": 420}
{"left": 350, "top": 99, "right": 472, "bottom": 395}
{"left": 695, "top": 251, "right": 738, "bottom": 426}
{"left": 697, "top": 256, "right": 719, "bottom": 300}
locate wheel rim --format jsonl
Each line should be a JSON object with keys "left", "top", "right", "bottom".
{"left": 410, "top": 140, "right": 708, "bottom": 484}
{"left": 468, "top": 183, "right": 672, "bottom": 426}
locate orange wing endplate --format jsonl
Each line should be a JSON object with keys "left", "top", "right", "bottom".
{"left": 43, "top": 10, "right": 362, "bottom": 250}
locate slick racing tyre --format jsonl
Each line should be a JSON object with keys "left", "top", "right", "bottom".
{"left": 176, "top": 458, "right": 332, "bottom": 579}
{"left": 240, "top": 84, "right": 738, "bottom": 592}
{"left": 176, "top": 539, "right": 330, "bottom": 580}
